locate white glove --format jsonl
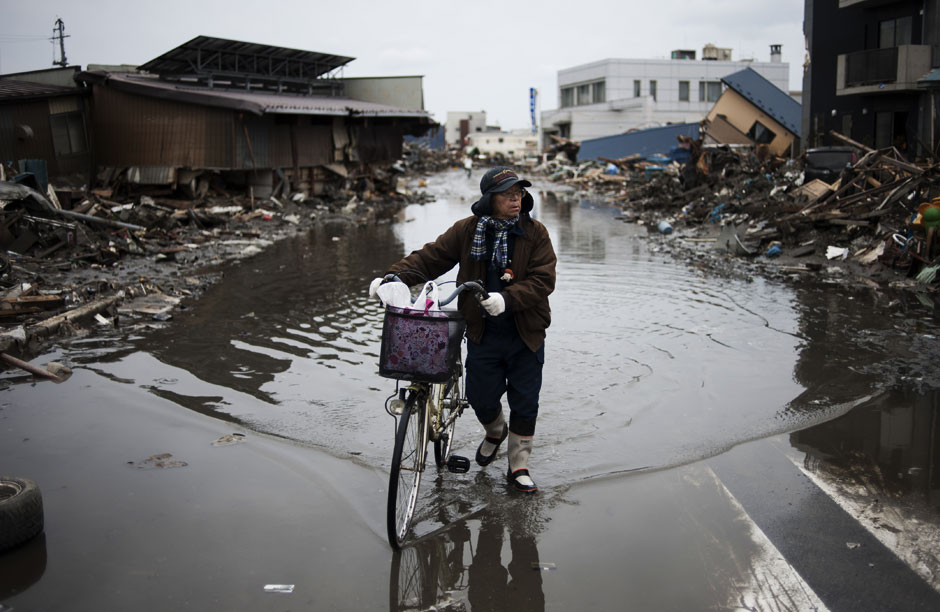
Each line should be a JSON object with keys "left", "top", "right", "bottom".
{"left": 368, "top": 277, "right": 384, "bottom": 298}
{"left": 480, "top": 292, "right": 506, "bottom": 316}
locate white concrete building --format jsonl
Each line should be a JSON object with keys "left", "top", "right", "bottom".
{"left": 466, "top": 129, "right": 539, "bottom": 161}
{"left": 445, "top": 111, "right": 488, "bottom": 148}
{"left": 542, "top": 45, "right": 791, "bottom": 145}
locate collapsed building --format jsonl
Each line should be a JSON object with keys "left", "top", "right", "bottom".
{"left": 0, "top": 35, "right": 436, "bottom": 200}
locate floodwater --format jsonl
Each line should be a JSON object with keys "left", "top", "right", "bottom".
{"left": 2, "top": 169, "right": 939, "bottom": 611}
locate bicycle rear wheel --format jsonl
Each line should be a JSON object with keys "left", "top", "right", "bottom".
{"left": 387, "top": 390, "right": 429, "bottom": 549}
{"left": 433, "top": 374, "right": 461, "bottom": 466}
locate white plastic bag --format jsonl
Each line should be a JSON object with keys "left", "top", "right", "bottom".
{"left": 410, "top": 281, "right": 440, "bottom": 313}
{"left": 375, "top": 281, "right": 412, "bottom": 308}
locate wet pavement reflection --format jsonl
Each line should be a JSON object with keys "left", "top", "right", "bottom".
{"left": 2, "top": 168, "right": 940, "bottom": 609}
{"left": 391, "top": 509, "right": 545, "bottom": 612}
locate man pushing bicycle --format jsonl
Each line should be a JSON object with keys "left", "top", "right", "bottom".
{"left": 370, "top": 167, "right": 556, "bottom": 494}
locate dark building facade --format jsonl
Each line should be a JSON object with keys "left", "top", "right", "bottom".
{"left": 803, "top": 0, "right": 940, "bottom": 158}
{"left": 0, "top": 37, "right": 433, "bottom": 194}
{"left": 0, "top": 67, "right": 92, "bottom": 186}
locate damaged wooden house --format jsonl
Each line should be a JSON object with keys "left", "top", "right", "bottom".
{"left": 1, "top": 35, "right": 436, "bottom": 199}
{"left": 701, "top": 67, "right": 802, "bottom": 158}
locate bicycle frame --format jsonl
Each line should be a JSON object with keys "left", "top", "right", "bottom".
{"left": 389, "top": 367, "right": 466, "bottom": 466}
{"left": 381, "top": 275, "right": 485, "bottom": 548}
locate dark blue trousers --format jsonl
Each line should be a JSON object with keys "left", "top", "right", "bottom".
{"left": 465, "top": 322, "right": 544, "bottom": 437}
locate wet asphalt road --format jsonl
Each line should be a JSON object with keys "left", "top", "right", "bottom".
{"left": 1, "top": 168, "right": 939, "bottom": 611}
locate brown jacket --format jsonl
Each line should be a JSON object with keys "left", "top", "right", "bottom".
{"left": 387, "top": 214, "right": 556, "bottom": 351}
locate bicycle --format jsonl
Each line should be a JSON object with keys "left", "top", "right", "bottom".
{"left": 376, "top": 273, "right": 488, "bottom": 549}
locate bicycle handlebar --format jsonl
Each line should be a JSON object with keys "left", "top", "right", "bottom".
{"left": 381, "top": 273, "right": 489, "bottom": 305}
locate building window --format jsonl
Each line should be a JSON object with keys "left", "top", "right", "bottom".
{"left": 592, "top": 80, "right": 605, "bottom": 104}
{"left": 699, "top": 81, "right": 722, "bottom": 102}
{"left": 634, "top": 80, "right": 641, "bottom": 97}
{"left": 649, "top": 80, "right": 657, "bottom": 101}
{"left": 49, "top": 112, "right": 87, "bottom": 156}
{"left": 678, "top": 81, "right": 690, "bottom": 101}
{"left": 577, "top": 84, "right": 591, "bottom": 106}
{"left": 747, "top": 120, "right": 777, "bottom": 145}
{"left": 560, "top": 87, "right": 574, "bottom": 108}
{"left": 879, "top": 16, "right": 912, "bottom": 48}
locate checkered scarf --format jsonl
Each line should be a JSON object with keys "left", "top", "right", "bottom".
{"left": 470, "top": 215, "right": 518, "bottom": 269}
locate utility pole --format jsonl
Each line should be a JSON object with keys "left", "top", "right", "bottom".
{"left": 51, "top": 18, "right": 69, "bottom": 67}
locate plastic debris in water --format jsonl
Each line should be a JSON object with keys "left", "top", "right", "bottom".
{"left": 531, "top": 562, "right": 557, "bottom": 571}
{"left": 264, "top": 584, "right": 295, "bottom": 593}
{"left": 211, "top": 433, "right": 247, "bottom": 447}
{"left": 846, "top": 542, "right": 861, "bottom": 550}
{"left": 129, "top": 453, "right": 188, "bottom": 469}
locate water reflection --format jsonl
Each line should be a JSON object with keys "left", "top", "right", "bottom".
{"left": 467, "top": 511, "right": 544, "bottom": 612}
{"left": 792, "top": 388, "right": 940, "bottom": 508}
{"left": 0, "top": 533, "right": 47, "bottom": 598}
{"left": 135, "top": 221, "right": 403, "bottom": 403}
{"left": 45, "top": 175, "right": 813, "bottom": 476}
{"left": 783, "top": 273, "right": 940, "bottom": 507}
{"left": 39, "top": 171, "right": 918, "bottom": 484}
{"left": 390, "top": 506, "right": 546, "bottom": 612}
{"left": 541, "top": 194, "right": 621, "bottom": 264}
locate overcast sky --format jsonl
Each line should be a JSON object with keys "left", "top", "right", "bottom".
{"left": 1, "top": 0, "right": 806, "bottom": 130}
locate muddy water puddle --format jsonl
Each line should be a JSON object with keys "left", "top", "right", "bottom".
{"left": 9, "top": 170, "right": 939, "bottom": 496}
{"left": 3, "top": 169, "right": 940, "bottom": 609}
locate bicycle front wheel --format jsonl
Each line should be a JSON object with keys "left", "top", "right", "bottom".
{"left": 387, "top": 390, "right": 429, "bottom": 549}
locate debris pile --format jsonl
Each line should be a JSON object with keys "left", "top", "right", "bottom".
{"left": 533, "top": 132, "right": 940, "bottom": 285}
{"left": 0, "top": 157, "right": 436, "bottom": 351}
{"left": 400, "top": 141, "right": 464, "bottom": 174}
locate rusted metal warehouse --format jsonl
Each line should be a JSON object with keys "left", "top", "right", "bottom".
{"left": 76, "top": 36, "right": 434, "bottom": 196}
{"left": 1, "top": 36, "right": 434, "bottom": 197}
{"left": 0, "top": 67, "right": 92, "bottom": 190}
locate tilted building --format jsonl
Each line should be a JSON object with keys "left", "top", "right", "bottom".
{"left": 541, "top": 44, "right": 792, "bottom": 146}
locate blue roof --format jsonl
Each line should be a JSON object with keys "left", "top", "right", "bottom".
{"left": 920, "top": 67, "right": 940, "bottom": 83}
{"left": 404, "top": 125, "right": 446, "bottom": 150}
{"left": 578, "top": 123, "right": 699, "bottom": 162}
{"left": 720, "top": 68, "right": 801, "bottom": 137}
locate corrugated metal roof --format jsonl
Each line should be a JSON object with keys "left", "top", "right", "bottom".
{"left": 578, "top": 123, "right": 700, "bottom": 161}
{"left": 91, "top": 72, "right": 431, "bottom": 119}
{"left": 138, "top": 35, "right": 353, "bottom": 79}
{"left": 720, "top": 68, "right": 802, "bottom": 137}
{"left": 0, "top": 79, "right": 84, "bottom": 101}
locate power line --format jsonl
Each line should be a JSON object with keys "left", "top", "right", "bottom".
{"left": 0, "top": 35, "right": 50, "bottom": 42}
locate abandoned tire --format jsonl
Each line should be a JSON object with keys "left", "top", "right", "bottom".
{"left": 0, "top": 476, "right": 44, "bottom": 551}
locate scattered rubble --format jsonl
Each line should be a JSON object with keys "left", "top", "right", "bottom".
{"left": 0, "top": 151, "right": 439, "bottom": 355}
{"left": 530, "top": 131, "right": 940, "bottom": 293}
{"left": 3, "top": 131, "right": 938, "bottom": 362}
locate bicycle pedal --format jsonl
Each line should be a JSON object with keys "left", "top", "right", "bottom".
{"left": 446, "top": 455, "right": 471, "bottom": 473}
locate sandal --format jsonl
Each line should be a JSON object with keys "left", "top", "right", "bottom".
{"left": 475, "top": 424, "right": 508, "bottom": 466}
{"left": 507, "top": 467, "right": 538, "bottom": 494}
